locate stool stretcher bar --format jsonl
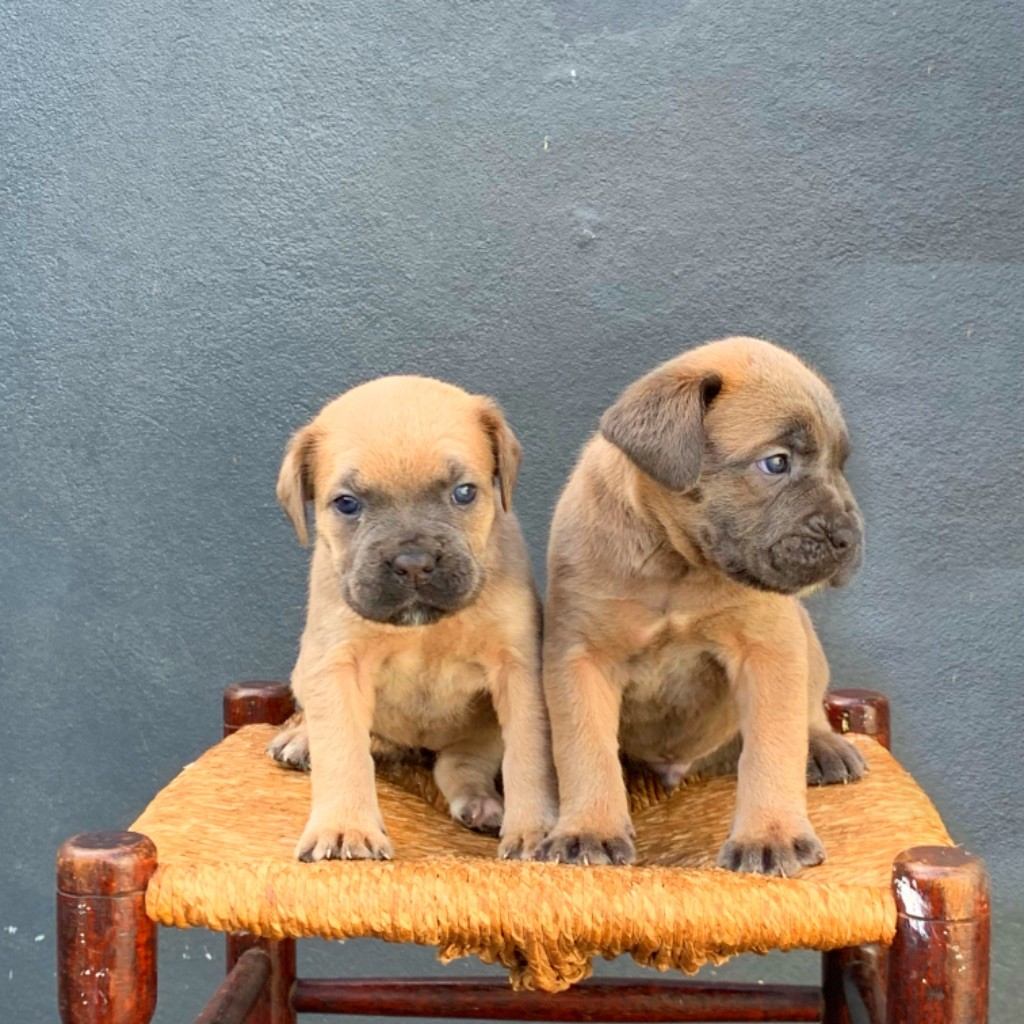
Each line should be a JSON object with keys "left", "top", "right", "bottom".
{"left": 291, "top": 977, "right": 823, "bottom": 1021}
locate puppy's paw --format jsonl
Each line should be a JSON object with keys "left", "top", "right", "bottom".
{"left": 533, "top": 829, "right": 636, "bottom": 866}
{"left": 449, "top": 793, "right": 504, "bottom": 836}
{"left": 497, "top": 821, "right": 553, "bottom": 861}
{"left": 267, "top": 715, "right": 310, "bottom": 772}
{"left": 295, "top": 819, "right": 393, "bottom": 862}
{"left": 807, "top": 730, "right": 867, "bottom": 786}
{"left": 717, "top": 827, "right": 825, "bottom": 877}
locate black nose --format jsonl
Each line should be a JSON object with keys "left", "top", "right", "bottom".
{"left": 390, "top": 550, "right": 436, "bottom": 583}
{"left": 826, "top": 523, "right": 858, "bottom": 554}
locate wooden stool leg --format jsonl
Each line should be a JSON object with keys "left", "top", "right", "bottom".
{"left": 887, "top": 846, "right": 990, "bottom": 1024}
{"left": 822, "top": 943, "right": 887, "bottom": 1024}
{"left": 222, "top": 680, "right": 298, "bottom": 1023}
{"left": 56, "top": 830, "right": 158, "bottom": 1024}
{"left": 226, "top": 934, "right": 296, "bottom": 1024}
{"left": 822, "top": 689, "right": 891, "bottom": 1024}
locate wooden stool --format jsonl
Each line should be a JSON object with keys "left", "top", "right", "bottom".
{"left": 56, "top": 684, "right": 990, "bottom": 1024}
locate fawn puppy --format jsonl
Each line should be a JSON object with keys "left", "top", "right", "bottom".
{"left": 271, "top": 376, "right": 555, "bottom": 862}
{"left": 538, "top": 337, "right": 865, "bottom": 874}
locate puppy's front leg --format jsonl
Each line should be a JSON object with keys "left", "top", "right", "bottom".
{"left": 718, "top": 632, "right": 824, "bottom": 877}
{"left": 800, "top": 604, "right": 868, "bottom": 786}
{"left": 492, "top": 655, "right": 558, "bottom": 860}
{"left": 535, "top": 651, "right": 634, "bottom": 866}
{"left": 294, "top": 650, "right": 392, "bottom": 862}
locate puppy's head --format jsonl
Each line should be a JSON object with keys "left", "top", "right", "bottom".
{"left": 601, "top": 337, "right": 863, "bottom": 594}
{"left": 278, "top": 376, "right": 520, "bottom": 626}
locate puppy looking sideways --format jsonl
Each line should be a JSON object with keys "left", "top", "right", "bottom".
{"left": 537, "top": 337, "right": 866, "bottom": 875}
{"left": 269, "top": 376, "right": 555, "bottom": 862}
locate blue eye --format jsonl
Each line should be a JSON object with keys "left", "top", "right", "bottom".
{"left": 757, "top": 454, "right": 790, "bottom": 475}
{"left": 334, "top": 494, "right": 362, "bottom": 516}
{"left": 452, "top": 483, "right": 477, "bottom": 506}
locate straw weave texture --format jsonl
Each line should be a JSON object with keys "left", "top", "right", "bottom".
{"left": 132, "top": 726, "right": 952, "bottom": 992}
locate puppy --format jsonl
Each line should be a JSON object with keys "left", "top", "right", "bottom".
{"left": 537, "top": 337, "right": 866, "bottom": 875}
{"left": 271, "top": 376, "right": 555, "bottom": 862}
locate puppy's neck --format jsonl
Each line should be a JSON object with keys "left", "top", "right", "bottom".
{"left": 598, "top": 440, "right": 733, "bottom": 593}
{"left": 587, "top": 441, "right": 705, "bottom": 583}
{"left": 637, "top": 478, "right": 716, "bottom": 573}
{"left": 306, "top": 539, "right": 348, "bottom": 619}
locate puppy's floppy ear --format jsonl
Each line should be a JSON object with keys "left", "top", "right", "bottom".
{"left": 276, "top": 424, "right": 318, "bottom": 545}
{"left": 478, "top": 398, "right": 522, "bottom": 512}
{"left": 600, "top": 367, "right": 722, "bottom": 491}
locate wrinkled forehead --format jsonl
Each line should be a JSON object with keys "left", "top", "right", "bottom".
{"left": 311, "top": 396, "right": 493, "bottom": 499}
{"left": 708, "top": 374, "right": 849, "bottom": 460}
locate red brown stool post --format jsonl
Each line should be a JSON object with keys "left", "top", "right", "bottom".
{"left": 222, "top": 680, "right": 298, "bottom": 1024}
{"left": 223, "top": 680, "right": 296, "bottom": 737}
{"left": 56, "top": 830, "right": 158, "bottom": 1024}
{"left": 821, "top": 689, "right": 892, "bottom": 1024}
{"left": 825, "top": 688, "right": 891, "bottom": 752}
{"left": 887, "top": 846, "right": 990, "bottom": 1024}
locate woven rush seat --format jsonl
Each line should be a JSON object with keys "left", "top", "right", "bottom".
{"left": 131, "top": 724, "right": 952, "bottom": 994}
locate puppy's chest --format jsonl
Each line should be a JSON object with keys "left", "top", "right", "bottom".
{"left": 371, "top": 652, "right": 490, "bottom": 747}
{"left": 621, "top": 634, "right": 714, "bottom": 708}
{"left": 618, "top": 635, "right": 735, "bottom": 761}
{"left": 615, "top": 602, "right": 706, "bottom": 680}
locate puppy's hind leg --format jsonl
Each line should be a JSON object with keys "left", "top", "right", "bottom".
{"left": 267, "top": 709, "right": 310, "bottom": 771}
{"left": 434, "top": 733, "right": 504, "bottom": 836}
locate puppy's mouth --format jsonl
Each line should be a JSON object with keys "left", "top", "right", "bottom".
{"left": 718, "top": 559, "right": 784, "bottom": 593}
{"left": 718, "top": 543, "right": 861, "bottom": 596}
{"left": 722, "top": 563, "right": 831, "bottom": 595}
{"left": 385, "top": 602, "right": 453, "bottom": 627}
{"left": 342, "top": 591, "right": 468, "bottom": 627}
{"left": 341, "top": 573, "right": 485, "bottom": 628}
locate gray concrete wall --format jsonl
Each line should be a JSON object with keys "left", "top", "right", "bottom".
{"left": 2, "top": 0, "right": 1021, "bottom": 1019}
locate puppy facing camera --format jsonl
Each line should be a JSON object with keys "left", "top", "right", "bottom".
{"left": 271, "top": 376, "right": 555, "bottom": 862}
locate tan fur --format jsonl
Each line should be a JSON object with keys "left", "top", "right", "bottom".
{"left": 539, "top": 337, "right": 865, "bottom": 874}
{"left": 273, "top": 376, "right": 555, "bottom": 861}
